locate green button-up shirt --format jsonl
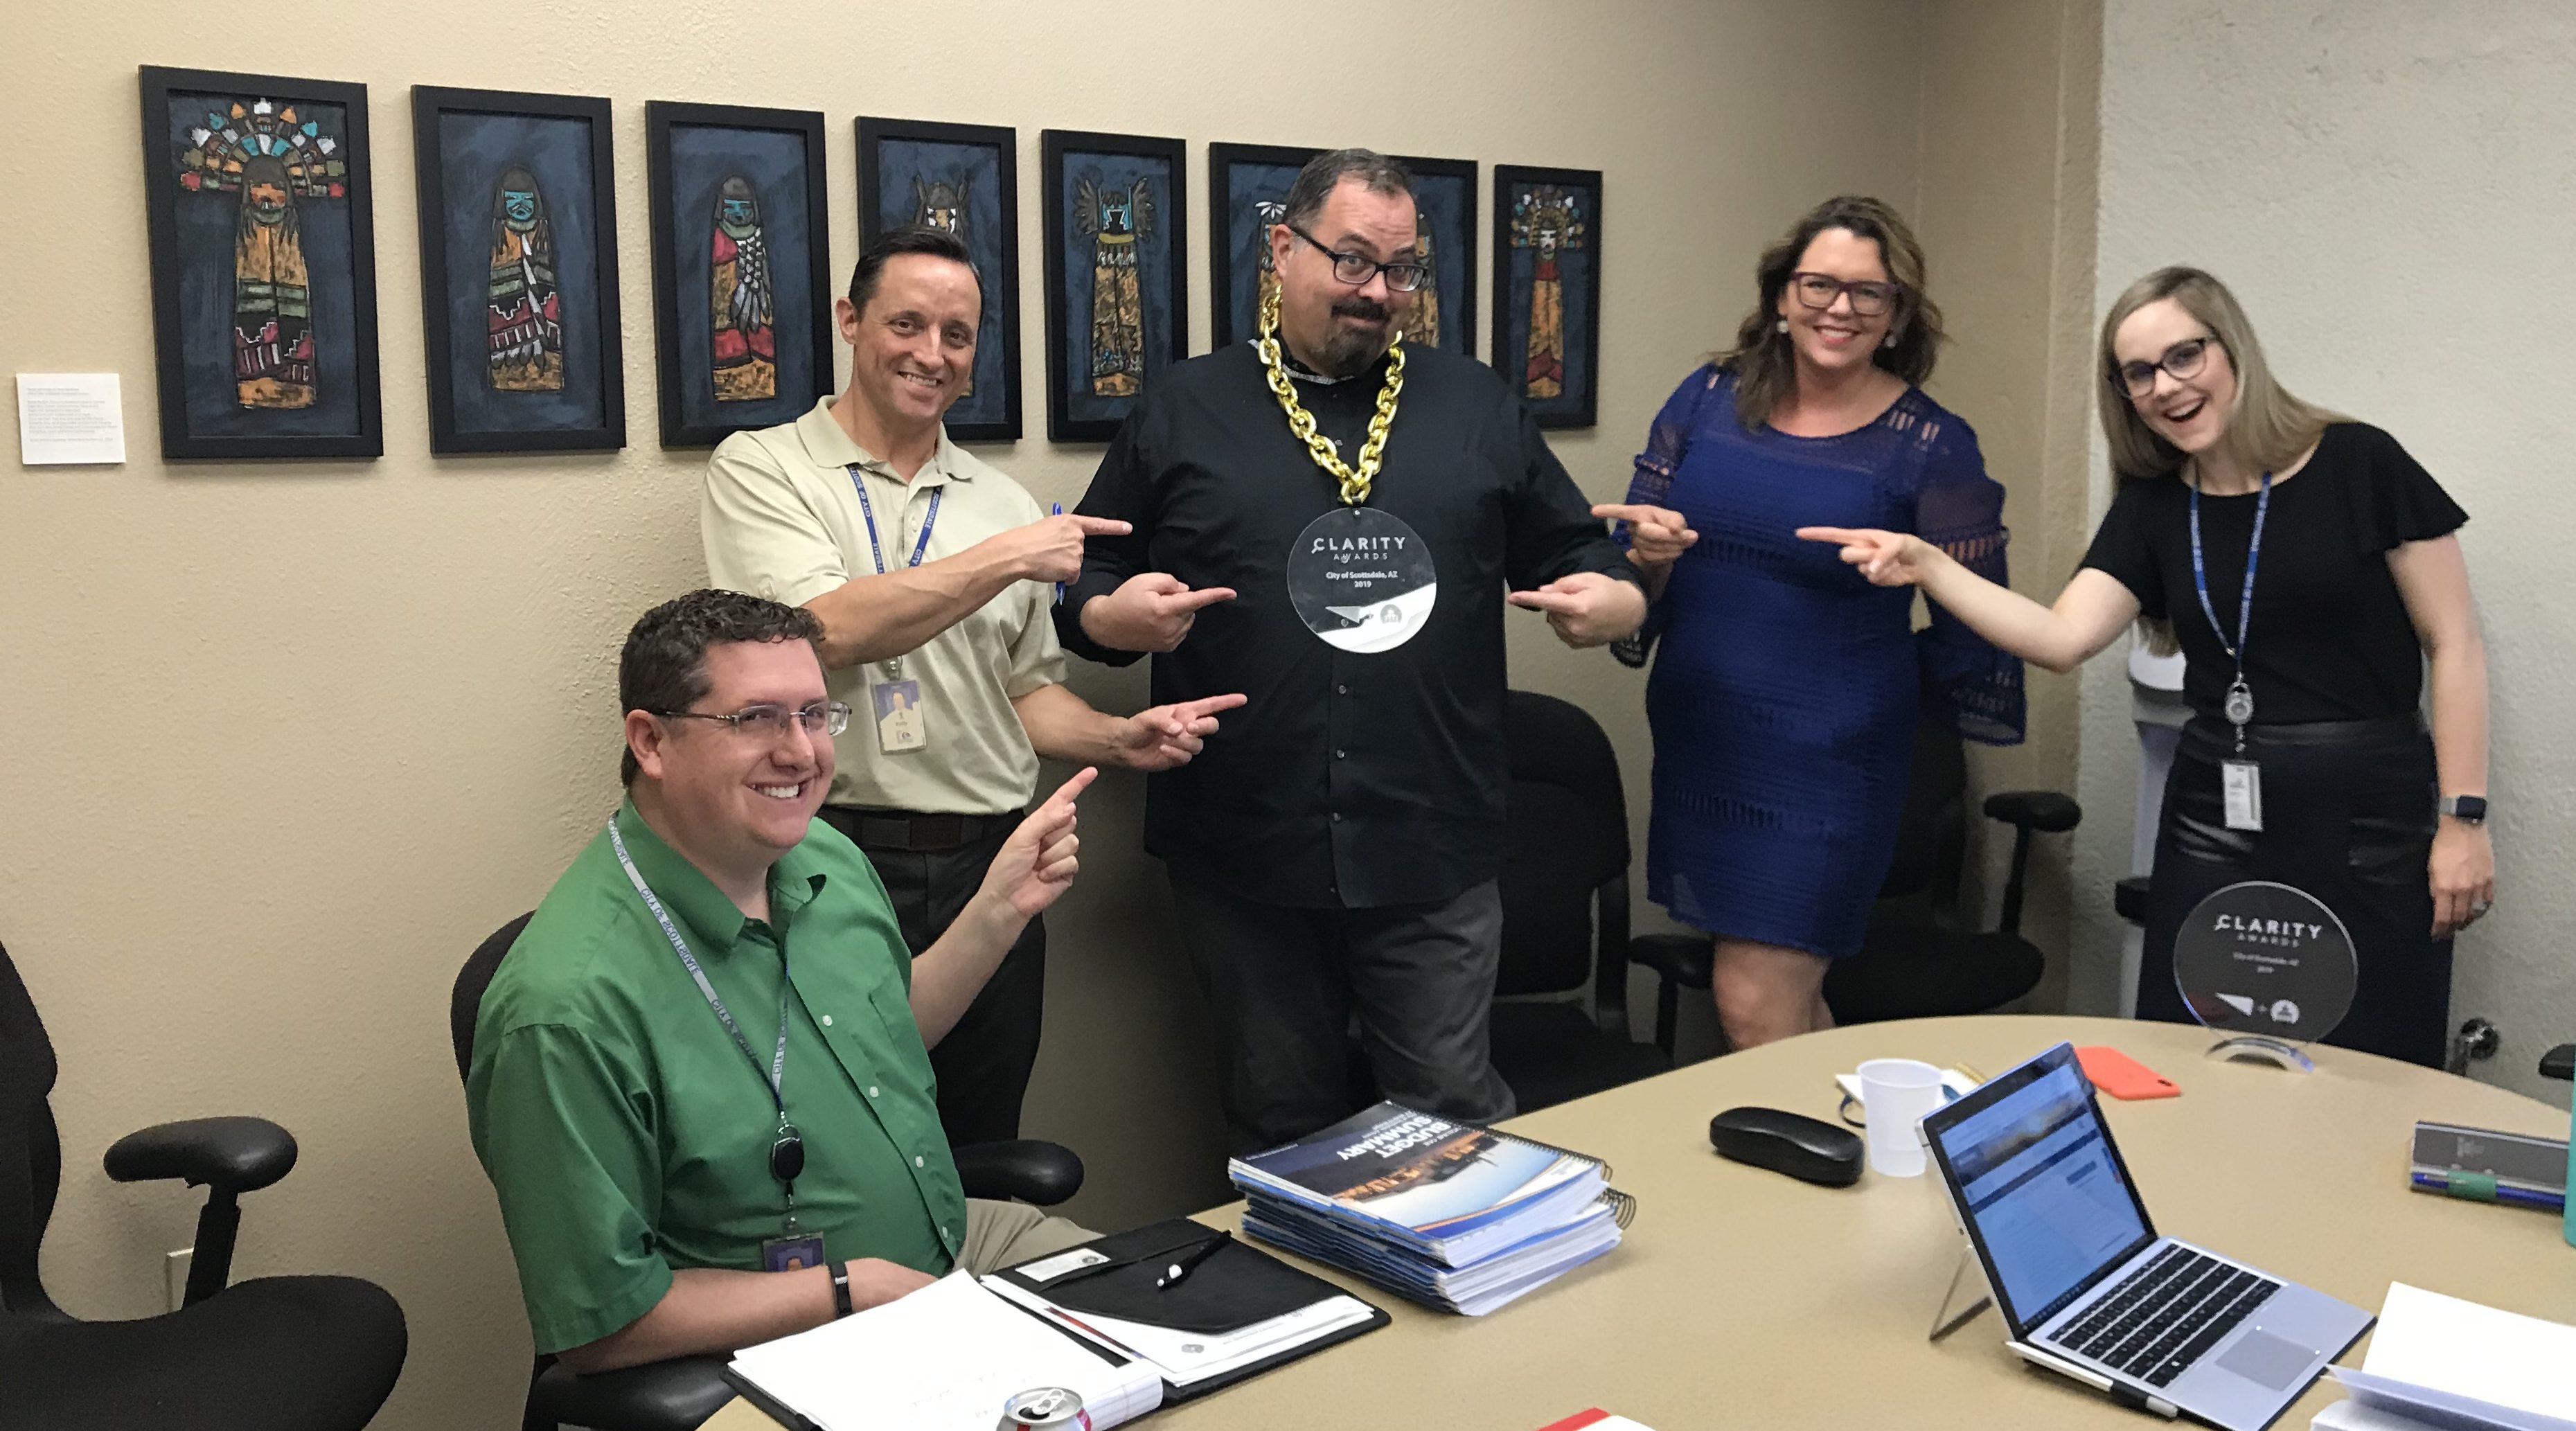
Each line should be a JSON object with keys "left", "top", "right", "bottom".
{"left": 466, "top": 802, "right": 966, "bottom": 1355}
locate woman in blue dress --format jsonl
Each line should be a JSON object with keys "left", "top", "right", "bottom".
{"left": 1600, "top": 195, "right": 2024, "bottom": 1050}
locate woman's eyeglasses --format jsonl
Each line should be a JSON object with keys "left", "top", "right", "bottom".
{"left": 1788, "top": 272, "right": 1899, "bottom": 317}
{"left": 2114, "top": 335, "right": 2217, "bottom": 398}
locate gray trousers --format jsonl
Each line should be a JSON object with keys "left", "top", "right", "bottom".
{"left": 1169, "top": 871, "right": 1516, "bottom": 1153}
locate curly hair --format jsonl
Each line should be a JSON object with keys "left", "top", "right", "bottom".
{"left": 617, "top": 589, "right": 824, "bottom": 786}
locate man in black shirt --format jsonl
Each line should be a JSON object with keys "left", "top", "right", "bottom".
{"left": 1056, "top": 149, "right": 1644, "bottom": 1150}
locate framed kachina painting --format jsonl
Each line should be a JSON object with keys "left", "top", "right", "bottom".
{"left": 856, "top": 116, "right": 1022, "bottom": 443}
{"left": 1207, "top": 145, "right": 1479, "bottom": 356}
{"left": 1040, "top": 130, "right": 1187, "bottom": 444}
{"left": 1491, "top": 165, "right": 1602, "bottom": 429}
{"left": 645, "top": 103, "right": 834, "bottom": 448}
{"left": 411, "top": 87, "right": 623, "bottom": 454}
{"left": 141, "top": 66, "right": 382, "bottom": 460}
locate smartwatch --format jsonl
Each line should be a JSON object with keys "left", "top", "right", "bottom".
{"left": 2439, "top": 794, "right": 2488, "bottom": 825}
{"left": 828, "top": 1259, "right": 854, "bottom": 1319}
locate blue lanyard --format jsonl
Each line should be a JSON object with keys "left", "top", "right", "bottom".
{"left": 605, "top": 813, "right": 790, "bottom": 1124}
{"left": 848, "top": 464, "right": 941, "bottom": 576}
{"left": 2187, "top": 467, "right": 2271, "bottom": 669}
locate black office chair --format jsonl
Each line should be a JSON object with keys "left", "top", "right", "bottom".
{"left": 2543, "top": 1044, "right": 2573, "bottom": 1084}
{"left": 453, "top": 914, "right": 1087, "bottom": 1431}
{"left": 1631, "top": 715, "right": 2079, "bottom": 1060}
{"left": 0, "top": 938, "right": 407, "bottom": 1431}
{"left": 1483, "top": 690, "right": 1671, "bottom": 1113}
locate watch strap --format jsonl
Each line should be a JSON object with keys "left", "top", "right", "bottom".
{"left": 828, "top": 1259, "right": 854, "bottom": 1318}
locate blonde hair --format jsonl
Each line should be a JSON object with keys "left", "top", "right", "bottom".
{"left": 2096, "top": 267, "right": 2341, "bottom": 652}
{"left": 1718, "top": 195, "right": 1944, "bottom": 429}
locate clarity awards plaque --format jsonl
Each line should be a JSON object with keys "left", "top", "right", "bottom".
{"left": 2170, "top": 880, "right": 2358, "bottom": 1069}
{"left": 1287, "top": 506, "right": 1437, "bottom": 653}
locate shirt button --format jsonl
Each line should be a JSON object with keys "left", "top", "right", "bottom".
{"left": 914, "top": 1155, "right": 926, "bottom": 1168}
{"left": 1335, "top": 684, "right": 1349, "bottom": 695}
{"left": 1334, "top": 749, "right": 1347, "bottom": 760}
{"left": 867, "top": 1085, "right": 880, "bottom": 1099}
{"left": 1331, "top": 812, "right": 1343, "bottom": 823}
{"left": 820, "top": 1015, "right": 833, "bottom": 1027}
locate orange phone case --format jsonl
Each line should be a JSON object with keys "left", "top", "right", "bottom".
{"left": 2076, "top": 1045, "right": 2180, "bottom": 1099}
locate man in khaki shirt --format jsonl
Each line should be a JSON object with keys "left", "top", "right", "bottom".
{"left": 704, "top": 227, "right": 1240, "bottom": 1146}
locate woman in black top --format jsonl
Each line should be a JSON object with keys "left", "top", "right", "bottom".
{"left": 1799, "top": 267, "right": 2492, "bottom": 1067}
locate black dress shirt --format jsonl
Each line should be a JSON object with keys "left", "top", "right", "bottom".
{"left": 1056, "top": 339, "right": 1640, "bottom": 909}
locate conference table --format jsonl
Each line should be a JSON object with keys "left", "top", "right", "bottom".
{"left": 707, "top": 1015, "right": 2575, "bottom": 1430}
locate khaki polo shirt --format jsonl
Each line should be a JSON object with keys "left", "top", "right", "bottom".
{"left": 703, "top": 396, "right": 1065, "bottom": 815}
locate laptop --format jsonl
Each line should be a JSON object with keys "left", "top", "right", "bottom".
{"left": 1920, "top": 1042, "right": 2373, "bottom": 1431}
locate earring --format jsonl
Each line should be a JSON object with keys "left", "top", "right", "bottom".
{"left": 1775, "top": 318, "right": 1789, "bottom": 335}
{"left": 1883, "top": 335, "right": 1897, "bottom": 349}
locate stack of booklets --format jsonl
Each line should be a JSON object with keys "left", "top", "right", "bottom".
{"left": 1229, "top": 1102, "right": 1634, "bottom": 1315}
{"left": 2314, "top": 1283, "right": 2576, "bottom": 1431}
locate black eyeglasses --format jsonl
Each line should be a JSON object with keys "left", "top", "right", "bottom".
{"left": 657, "top": 702, "right": 853, "bottom": 740}
{"left": 1788, "top": 271, "right": 1900, "bottom": 317}
{"left": 1283, "top": 222, "right": 1429, "bottom": 293}
{"left": 2113, "top": 335, "right": 2218, "bottom": 398}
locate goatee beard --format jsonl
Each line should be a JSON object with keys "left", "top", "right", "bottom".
{"left": 1319, "top": 297, "right": 1394, "bottom": 377}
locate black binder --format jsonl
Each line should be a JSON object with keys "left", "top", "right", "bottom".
{"left": 991, "top": 1216, "right": 1389, "bottom": 1401}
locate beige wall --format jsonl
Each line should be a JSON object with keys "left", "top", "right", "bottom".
{"left": 1912, "top": 0, "right": 2103, "bottom": 1003}
{"left": 0, "top": 2, "right": 1945, "bottom": 1427}
{"left": 2069, "top": 1, "right": 2576, "bottom": 1095}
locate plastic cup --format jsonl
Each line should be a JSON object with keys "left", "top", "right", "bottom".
{"left": 1858, "top": 1058, "right": 1945, "bottom": 1178}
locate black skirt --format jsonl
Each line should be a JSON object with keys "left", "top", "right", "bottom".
{"left": 2138, "top": 715, "right": 2450, "bottom": 1067}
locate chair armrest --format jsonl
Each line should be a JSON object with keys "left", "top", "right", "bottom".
{"left": 533, "top": 1354, "right": 736, "bottom": 1431}
{"left": 952, "top": 1139, "right": 1084, "bottom": 1207}
{"left": 103, "top": 1117, "right": 296, "bottom": 1195}
{"left": 2542, "top": 1044, "right": 2574, "bottom": 1081}
{"left": 1629, "top": 932, "right": 1712, "bottom": 990}
{"left": 1983, "top": 790, "right": 2081, "bottom": 833}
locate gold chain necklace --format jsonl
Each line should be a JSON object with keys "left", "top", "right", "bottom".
{"left": 1254, "top": 285, "right": 1404, "bottom": 506}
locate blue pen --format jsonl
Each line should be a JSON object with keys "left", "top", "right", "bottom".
{"left": 1051, "top": 504, "right": 1065, "bottom": 605}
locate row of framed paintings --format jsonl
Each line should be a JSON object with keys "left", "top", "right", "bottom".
{"left": 139, "top": 66, "right": 1602, "bottom": 461}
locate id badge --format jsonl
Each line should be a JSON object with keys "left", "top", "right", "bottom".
{"left": 871, "top": 679, "right": 928, "bottom": 753}
{"left": 760, "top": 1235, "right": 826, "bottom": 1272}
{"left": 2221, "top": 758, "right": 2264, "bottom": 832}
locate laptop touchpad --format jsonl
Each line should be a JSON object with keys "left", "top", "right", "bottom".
{"left": 2217, "top": 1331, "right": 2317, "bottom": 1389}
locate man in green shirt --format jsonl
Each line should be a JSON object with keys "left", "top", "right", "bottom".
{"left": 468, "top": 589, "right": 1096, "bottom": 1373}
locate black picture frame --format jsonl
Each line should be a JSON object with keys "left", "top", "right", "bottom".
{"left": 1491, "top": 165, "right": 1602, "bottom": 429}
{"left": 1205, "top": 142, "right": 1315, "bottom": 350}
{"left": 141, "top": 65, "right": 382, "bottom": 460}
{"left": 411, "top": 87, "right": 623, "bottom": 454}
{"left": 1207, "top": 145, "right": 1478, "bottom": 356}
{"left": 646, "top": 102, "right": 835, "bottom": 448}
{"left": 856, "top": 116, "right": 1022, "bottom": 444}
{"left": 1040, "top": 130, "right": 1188, "bottom": 444}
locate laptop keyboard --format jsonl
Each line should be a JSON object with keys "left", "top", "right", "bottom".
{"left": 2052, "top": 1244, "right": 2282, "bottom": 1387}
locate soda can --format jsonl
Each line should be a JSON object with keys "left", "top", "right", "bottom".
{"left": 997, "top": 1386, "right": 1091, "bottom": 1431}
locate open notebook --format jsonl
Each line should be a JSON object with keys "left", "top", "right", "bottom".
{"left": 725, "top": 1270, "right": 1164, "bottom": 1431}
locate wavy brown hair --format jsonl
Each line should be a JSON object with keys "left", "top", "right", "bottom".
{"left": 1718, "top": 195, "right": 1944, "bottom": 429}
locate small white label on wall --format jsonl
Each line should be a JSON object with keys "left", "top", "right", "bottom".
{"left": 16, "top": 373, "right": 125, "bottom": 466}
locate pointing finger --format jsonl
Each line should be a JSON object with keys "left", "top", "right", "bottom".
{"left": 1796, "top": 526, "right": 1868, "bottom": 544}
{"left": 1160, "top": 586, "right": 1238, "bottom": 615}
{"left": 1176, "top": 692, "right": 1249, "bottom": 720}
{"left": 1508, "top": 589, "right": 1583, "bottom": 614}
{"left": 1068, "top": 515, "right": 1133, "bottom": 535}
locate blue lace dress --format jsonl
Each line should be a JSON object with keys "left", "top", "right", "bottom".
{"left": 1614, "top": 365, "right": 2023, "bottom": 958}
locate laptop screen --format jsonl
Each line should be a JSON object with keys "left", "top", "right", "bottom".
{"left": 1924, "top": 1043, "right": 2156, "bottom": 1331}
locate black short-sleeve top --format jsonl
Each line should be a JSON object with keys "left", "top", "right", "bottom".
{"left": 2079, "top": 422, "right": 2467, "bottom": 725}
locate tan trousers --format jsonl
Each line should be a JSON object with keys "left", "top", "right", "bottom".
{"left": 960, "top": 1198, "right": 1096, "bottom": 1274}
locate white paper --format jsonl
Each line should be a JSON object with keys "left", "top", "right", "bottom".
{"left": 2350, "top": 1283, "right": 2576, "bottom": 1423}
{"left": 16, "top": 374, "right": 125, "bottom": 465}
{"left": 729, "top": 1270, "right": 1164, "bottom": 1430}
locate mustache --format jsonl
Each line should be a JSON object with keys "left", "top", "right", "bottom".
{"left": 1332, "top": 296, "right": 1392, "bottom": 323}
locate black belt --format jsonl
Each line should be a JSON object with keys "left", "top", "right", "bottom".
{"left": 2181, "top": 712, "right": 2424, "bottom": 756}
{"left": 824, "top": 806, "right": 1018, "bottom": 852}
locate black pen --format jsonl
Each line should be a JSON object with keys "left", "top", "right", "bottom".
{"left": 1155, "top": 1230, "right": 1232, "bottom": 1290}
